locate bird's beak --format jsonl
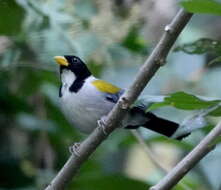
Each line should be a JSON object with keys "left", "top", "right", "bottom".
{"left": 54, "top": 56, "right": 69, "bottom": 66}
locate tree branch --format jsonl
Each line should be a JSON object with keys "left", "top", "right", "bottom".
{"left": 45, "top": 9, "right": 193, "bottom": 190}
{"left": 149, "top": 121, "right": 221, "bottom": 190}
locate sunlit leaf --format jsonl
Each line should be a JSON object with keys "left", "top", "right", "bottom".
{"left": 147, "top": 102, "right": 169, "bottom": 111}
{"left": 181, "top": 0, "right": 221, "bottom": 15}
{"left": 148, "top": 92, "right": 221, "bottom": 111}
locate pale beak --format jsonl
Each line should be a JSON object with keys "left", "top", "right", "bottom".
{"left": 54, "top": 56, "right": 69, "bottom": 66}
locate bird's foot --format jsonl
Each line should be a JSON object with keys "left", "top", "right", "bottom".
{"left": 69, "top": 142, "right": 81, "bottom": 157}
{"left": 97, "top": 116, "right": 108, "bottom": 135}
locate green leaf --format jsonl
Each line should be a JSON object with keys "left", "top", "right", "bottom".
{"left": 71, "top": 175, "right": 149, "bottom": 190}
{"left": 208, "top": 106, "right": 221, "bottom": 116}
{"left": 0, "top": 0, "right": 25, "bottom": 35}
{"left": 174, "top": 38, "right": 221, "bottom": 54}
{"left": 208, "top": 56, "right": 221, "bottom": 65}
{"left": 166, "top": 92, "right": 220, "bottom": 110}
{"left": 122, "top": 26, "right": 148, "bottom": 54}
{"left": 181, "top": 0, "right": 221, "bottom": 15}
{"left": 148, "top": 91, "right": 221, "bottom": 111}
{"left": 147, "top": 102, "right": 169, "bottom": 111}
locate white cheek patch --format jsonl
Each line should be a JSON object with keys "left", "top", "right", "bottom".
{"left": 61, "top": 82, "right": 68, "bottom": 96}
{"left": 60, "top": 70, "right": 76, "bottom": 97}
{"left": 61, "top": 70, "right": 76, "bottom": 87}
{"left": 63, "top": 82, "right": 68, "bottom": 89}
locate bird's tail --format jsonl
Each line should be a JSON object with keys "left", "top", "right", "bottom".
{"left": 126, "top": 107, "right": 190, "bottom": 140}
{"left": 142, "top": 112, "right": 190, "bottom": 140}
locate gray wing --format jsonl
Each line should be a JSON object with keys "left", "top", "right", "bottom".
{"left": 105, "top": 89, "right": 125, "bottom": 103}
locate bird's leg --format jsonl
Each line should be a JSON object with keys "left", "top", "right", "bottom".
{"left": 97, "top": 116, "right": 108, "bottom": 135}
{"left": 69, "top": 142, "right": 81, "bottom": 157}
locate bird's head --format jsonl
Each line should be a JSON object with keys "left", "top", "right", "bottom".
{"left": 54, "top": 55, "right": 91, "bottom": 84}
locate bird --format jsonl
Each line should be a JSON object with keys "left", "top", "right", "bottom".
{"left": 54, "top": 55, "right": 191, "bottom": 141}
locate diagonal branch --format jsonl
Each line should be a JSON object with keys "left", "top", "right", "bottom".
{"left": 149, "top": 120, "right": 221, "bottom": 190}
{"left": 45, "top": 9, "right": 193, "bottom": 190}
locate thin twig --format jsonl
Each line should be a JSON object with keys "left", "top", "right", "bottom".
{"left": 45, "top": 9, "right": 193, "bottom": 190}
{"left": 131, "top": 130, "right": 193, "bottom": 190}
{"left": 131, "top": 130, "right": 169, "bottom": 174}
{"left": 149, "top": 120, "right": 221, "bottom": 190}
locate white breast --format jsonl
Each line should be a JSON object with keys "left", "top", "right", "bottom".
{"left": 60, "top": 75, "right": 115, "bottom": 133}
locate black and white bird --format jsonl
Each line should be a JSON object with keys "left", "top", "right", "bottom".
{"left": 54, "top": 55, "right": 191, "bottom": 140}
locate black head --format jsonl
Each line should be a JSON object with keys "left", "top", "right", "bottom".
{"left": 54, "top": 55, "right": 91, "bottom": 79}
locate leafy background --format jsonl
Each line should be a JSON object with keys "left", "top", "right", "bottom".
{"left": 1, "top": 0, "right": 221, "bottom": 189}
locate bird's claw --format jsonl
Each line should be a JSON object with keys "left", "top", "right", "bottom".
{"left": 97, "top": 116, "right": 108, "bottom": 135}
{"left": 69, "top": 142, "right": 81, "bottom": 157}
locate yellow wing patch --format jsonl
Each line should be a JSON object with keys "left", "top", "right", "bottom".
{"left": 92, "top": 80, "right": 121, "bottom": 94}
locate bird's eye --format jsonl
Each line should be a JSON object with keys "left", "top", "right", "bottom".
{"left": 72, "top": 57, "right": 78, "bottom": 63}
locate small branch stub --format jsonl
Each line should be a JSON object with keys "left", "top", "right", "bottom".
{"left": 69, "top": 143, "right": 81, "bottom": 157}
{"left": 97, "top": 116, "right": 108, "bottom": 135}
{"left": 164, "top": 24, "right": 173, "bottom": 33}
{"left": 119, "top": 97, "right": 130, "bottom": 110}
{"left": 155, "top": 58, "right": 166, "bottom": 66}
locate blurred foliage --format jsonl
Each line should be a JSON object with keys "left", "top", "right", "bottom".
{"left": 174, "top": 38, "right": 221, "bottom": 55}
{"left": 174, "top": 38, "right": 221, "bottom": 65}
{"left": 0, "top": 0, "right": 25, "bottom": 35}
{"left": 70, "top": 174, "right": 149, "bottom": 190}
{"left": 1, "top": 0, "right": 221, "bottom": 190}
